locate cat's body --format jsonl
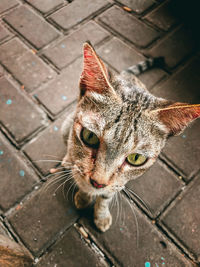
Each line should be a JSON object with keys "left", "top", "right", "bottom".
{"left": 61, "top": 43, "right": 200, "bottom": 232}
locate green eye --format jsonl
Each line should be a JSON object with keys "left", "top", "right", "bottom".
{"left": 126, "top": 153, "right": 147, "bottom": 166}
{"left": 81, "top": 128, "right": 100, "bottom": 148}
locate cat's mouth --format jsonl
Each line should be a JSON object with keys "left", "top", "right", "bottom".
{"left": 89, "top": 177, "right": 107, "bottom": 189}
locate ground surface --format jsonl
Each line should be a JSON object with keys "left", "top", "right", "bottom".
{"left": 0, "top": 0, "right": 200, "bottom": 266}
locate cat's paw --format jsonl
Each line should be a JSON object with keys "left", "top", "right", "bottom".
{"left": 74, "top": 191, "right": 92, "bottom": 210}
{"left": 94, "top": 214, "right": 112, "bottom": 232}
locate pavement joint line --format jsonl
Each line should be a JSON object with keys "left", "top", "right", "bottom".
{"left": 3, "top": 18, "right": 61, "bottom": 51}
{"left": 74, "top": 223, "right": 115, "bottom": 267}
{"left": 96, "top": 14, "right": 162, "bottom": 51}
{"left": 46, "top": 2, "right": 113, "bottom": 34}
{"left": 24, "top": 1, "right": 67, "bottom": 18}
{"left": 121, "top": 187, "right": 197, "bottom": 264}
{"left": 158, "top": 155, "right": 187, "bottom": 181}
{"left": 159, "top": 153, "right": 200, "bottom": 184}
{"left": 40, "top": 33, "right": 112, "bottom": 72}
{"left": 156, "top": 221, "right": 198, "bottom": 264}
{"left": 0, "top": 3, "right": 21, "bottom": 18}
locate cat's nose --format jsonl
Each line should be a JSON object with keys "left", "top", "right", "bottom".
{"left": 90, "top": 177, "right": 107, "bottom": 189}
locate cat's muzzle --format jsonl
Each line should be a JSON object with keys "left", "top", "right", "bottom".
{"left": 90, "top": 177, "right": 107, "bottom": 189}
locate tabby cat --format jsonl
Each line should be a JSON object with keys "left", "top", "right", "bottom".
{"left": 61, "top": 42, "right": 200, "bottom": 232}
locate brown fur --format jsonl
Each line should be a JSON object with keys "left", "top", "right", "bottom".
{"left": 0, "top": 234, "right": 33, "bottom": 267}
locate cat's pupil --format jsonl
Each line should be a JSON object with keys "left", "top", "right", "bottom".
{"left": 135, "top": 154, "right": 139, "bottom": 161}
{"left": 88, "top": 132, "right": 93, "bottom": 140}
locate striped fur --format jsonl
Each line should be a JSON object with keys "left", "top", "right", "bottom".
{"left": 121, "top": 57, "right": 164, "bottom": 76}
{"left": 61, "top": 42, "right": 200, "bottom": 232}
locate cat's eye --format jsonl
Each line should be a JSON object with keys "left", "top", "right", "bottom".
{"left": 81, "top": 128, "right": 100, "bottom": 148}
{"left": 126, "top": 153, "right": 147, "bottom": 166}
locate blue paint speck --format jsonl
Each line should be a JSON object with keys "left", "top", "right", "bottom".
{"left": 161, "top": 257, "right": 165, "bottom": 261}
{"left": 6, "top": 99, "right": 12, "bottom": 105}
{"left": 62, "top": 95, "right": 67, "bottom": 101}
{"left": 61, "top": 44, "right": 66, "bottom": 48}
{"left": 120, "top": 227, "right": 123, "bottom": 231}
{"left": 182, "top": 134, "right": 186, "bottom": 138}
{"left": 54, "top": 126, "right": 58, "bottom": 131}
{"left": 0, "top": 150, "right": 3, "bottom": 155}
{"left": 145, "top": 262, "right": 151, "bottom": 267}
{"left": 19, "top": 170, "right": 25, "bottom": 177}
{"left": 32, "top": 61, "right": 36, "bottom": 66}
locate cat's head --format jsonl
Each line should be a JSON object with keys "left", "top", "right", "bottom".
{"left": 64, "top": 42, "right": 200, "bottom": 196}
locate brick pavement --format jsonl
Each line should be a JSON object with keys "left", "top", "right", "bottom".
{"left": 0, "top": 0, "right": 200, "bottom": 266}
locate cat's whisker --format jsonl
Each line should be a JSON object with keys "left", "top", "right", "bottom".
{"left": 42, "top": 175, "right": 69, "bottom": 193}
{"left": 118, "top": 191, "right": 124, "bottom": 226}
{"left": 71, "top": 182, "right": 77, "bottom": 203}
{"left": 34, "top": 159, "right": 63, "bottom": 163}
{"left": 54, "top": 176, "right": 74, "bottom": 195}
{"left": 122, "top": 191, "right": 139, "bottom": 248}
{"left": 43, "top": 170, "right": 75, "bottom": 184}
{"left": 42, "top": 154, "right": 63, "bottom": 159}
{"left": 41, "top": 171, "right": 74, "bottom": 192}
{"left": 115, "top": 191, "right": 120, "bottom": 224}
{"left": 44, "top": 170, "right": 71, "bottom": 180}
{"left": 66, "top": 178, "right": 77, "bottom": 202}
{"left": 125, "top": 187, "right": 152, "bottom": 214}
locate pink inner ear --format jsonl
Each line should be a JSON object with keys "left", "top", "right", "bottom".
{"left": 193, "top": 108, "right": 200, "bottom": 119}
{"left": 158, "top": 103, "right": 200, "bottom": 135}
{"left": 79, "top": 43, "right": 110, "bottom": 95}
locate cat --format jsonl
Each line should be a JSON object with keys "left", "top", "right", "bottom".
{"left": 61, "top": 42, "right": 200, "bottom": 232}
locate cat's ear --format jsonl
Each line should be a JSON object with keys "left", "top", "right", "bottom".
{"left": 79, "top": 42, "right": 115, "bottom": 98}
{"left": 153, "top": 102, "right": 200, "bottom": 135}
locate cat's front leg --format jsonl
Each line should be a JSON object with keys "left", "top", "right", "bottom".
{"left": 74, "top": 190, "right": 93, "bottom": 209}
{"left": 94, "top": 194, "right": 113, "bottom": 232}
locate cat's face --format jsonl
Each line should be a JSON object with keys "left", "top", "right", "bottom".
{"left": 63, "top": 43, "right": 200, "bottom": 196}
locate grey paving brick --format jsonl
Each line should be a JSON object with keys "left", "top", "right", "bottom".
{"left": 0, "top": 38, "right": 56, "bottom": 92}
{"left": 145, "top": 0, "right": 179, "bottom": 31}
{"left": 0, "top": 24, "right": 12, "bottom": 43}
{"left": 148, "top": 26, "right": 196, "bottom": 69}
{"left": 98, "top": 6, "right": 160, "bottom": 48}
{"left": 138, "top": 68, "right": 167, "bottom": 91}
{"left": 0, "top": 0, "right": 19, "bottom": 14}
{"left": 43, "top": 21, "right": 109, "bottom": 70}
{"left": 0, "top": 133, "right": 37, "bottom": 211}
{"left": 96, "top": 37, "right": 167, "bottom": 90}
{"left": 23, "top": 108, "right": 74, "bottom": 176}
{"left": 0, "top": 65, "right": 4, "bottom": 77}
{"left": 4, "top": 5, "right": 60, "bottom": 49}
{"left": 116, "top": 0, "right": 155, "bottom": 14}
{"left": 151, "top": 58, "right": 200, "bottom": 180}
{"left": 97, "top": 37, "right": 144, "bottom": 72}
{"left": 161, "top": 174, "right": 200, "bottom": 261}
{"left": 0, "top": 77, "right": 48, "bottom": 143}
{"left": 162, "top": 120, "right": 200, "bottom": 180}
{"left": 36, "top": 58, "right": 81, "bottom": 116}
{"left": 36, "top": 227, "right": 108, "bottom": 267}
{"left": 80, "top": 197, "right": 194, "bottom": 266}
{"left": 49, "top": 0, "right": 109, "bottom": 31}
{"left": 151, "top": 56, "right": 200, "bottom": 105}
{"left": 25, "top": 0, "right": 65, "bottom": 14}
{"left": 8, "top": 179, "right": 79, "bottom": 256}
{"left": 127, "top": 160, "right": 183, "bottom": 218}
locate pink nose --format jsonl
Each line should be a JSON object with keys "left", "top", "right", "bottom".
{"left": 90, "top": 178, "right": 107, "bottom": 189}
